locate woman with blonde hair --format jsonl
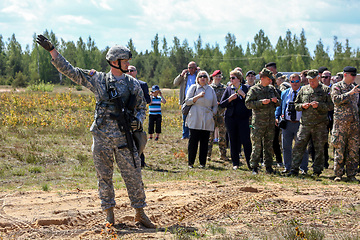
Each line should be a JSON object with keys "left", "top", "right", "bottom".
{"left": 185, "top": 70, "right": 218, "bottom": 168}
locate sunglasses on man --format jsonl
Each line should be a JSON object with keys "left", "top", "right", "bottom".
{"left": 321, "top": 76, "right": 330, "bottom": 79}
{"left": 290, "top": 80, "right": 300, "bottom": 83}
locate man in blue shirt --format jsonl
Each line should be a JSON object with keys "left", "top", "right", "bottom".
{"left": 275, "top": 73, "right": 309, "bottom": 174}
{"left": 173, "top": 61, "right": 198, "bottom": 139}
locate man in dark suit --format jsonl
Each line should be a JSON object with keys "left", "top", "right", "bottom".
{"left": 128, "top": 65, "right": 151, "bottom": 168}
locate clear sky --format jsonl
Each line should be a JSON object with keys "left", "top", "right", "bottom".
{"left": 1, "top": 0, "right": 360, "bottom": 57}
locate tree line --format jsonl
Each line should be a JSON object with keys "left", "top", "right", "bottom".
{"left": 1, "top": 29, "right": 360, "bottom": 88}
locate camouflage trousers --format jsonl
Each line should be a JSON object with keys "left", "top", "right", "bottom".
{"left": 208, "top": 115, "right": 227, "bottom": 158}
{"left": 291, "top": 123, "right": 327, "bottom": 174}
{"left": 92, "top": 132, "right": 146, "bottom": 210}
{"left": 250, "top": 122, "right": 274, "bottom": 169}
{"left": 331, "top": 120, "right": 360, "bottom": 177}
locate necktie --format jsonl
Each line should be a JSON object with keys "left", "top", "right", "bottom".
{"left": 293, "top": 91, "right": 297, "bottom": 102}
{"left": 290, "top": 90, "right": 297, "bottom": 121}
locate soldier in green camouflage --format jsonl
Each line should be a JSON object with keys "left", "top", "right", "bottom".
{"left": 208, "top": 70, "right": 227, "bottom": 161}
{"left": 288, "top": 70, "right": 333, "bottom": 177}
{"left": 245, "top": 68, "right": 280, "bottom": 174}
{"left": 331, "top": 66, "right": 360, "bottom": 182}
{"left": 36, "top": 34, "right": 156, "bottom": 228}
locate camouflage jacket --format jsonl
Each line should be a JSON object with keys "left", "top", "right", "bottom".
{"left": 331, "top": 80, "right": 359, "bottom": 123}
{"left": 245, "top": 83, "right": 280, "bottom": 126}
{"left": 51, "top": 54, "right": 146, "bottom": 138}
{"left": 294, "top": 82, "right": 333, "bottom": 126}
{"left": 210, "top": 82, "right": 226, "bottom": 116}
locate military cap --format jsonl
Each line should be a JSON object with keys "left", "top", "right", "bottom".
{"left": 246, "top": 70, "right": 256, "bottom": 77}
{"left": 336, "top": 72, "right": 343, "bottom": 78}
{"left": 318, "top": 66, "right": 328, "bottom": 74}
{"left": 260, "top": 68, "right": 275, "bottom": 80}
{"left": 343, "top": 66, "right": 357, "bottom": 74}
{"left": 212, "top": 70, "right": 222, "bottom": 77}
{"left": 265, "top": 62, "right": 276, "bottom": 68}
{"left": 106, "top": 45, "right": 132, "bottom": 61}
{"left": 306, "top": 70, "right": 319, "bottom": 79}
{"left": 275, "top": 72, "right": 283, "bottom": 78}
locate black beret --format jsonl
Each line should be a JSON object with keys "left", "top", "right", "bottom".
{"left": 265, "top": 62, "right": 276, "bottom": 68}
{"left": 343, "top": 66, "right": 357, "bottom": 73}
{"left": 246, "top": 70, "right": 256, "bottom": 77}
{"left": 318, "top": 66, "right": 328, "bottom": 73}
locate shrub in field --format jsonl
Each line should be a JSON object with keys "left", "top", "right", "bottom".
{"left": 12, "top": 71, "right": 28, "bottom": 88}
{"left": 26, "top": 80, "right": 54, "bottom": 92}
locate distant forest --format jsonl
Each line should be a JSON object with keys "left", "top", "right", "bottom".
{"left": 0, "top": 28, "right": 359, "bottom": 88}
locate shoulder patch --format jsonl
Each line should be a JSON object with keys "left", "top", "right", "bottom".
{"left": 89, "top": 69, "right": 96, "bottom": 77}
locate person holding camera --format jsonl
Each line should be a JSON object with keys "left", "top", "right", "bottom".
{"left": 35, "top": 35, "right": 156, "bottom": 228}
{"left": 275, "top": 74, "right": 309, "bottom": 174}
{"left": 331, "top": 66, "right": 360, "bottom": 182}
{"left": 287, "top": 70, "right": 333, "bottom": 178}
{"left": 173, "top": 61, "right": 198, "bottom": 139}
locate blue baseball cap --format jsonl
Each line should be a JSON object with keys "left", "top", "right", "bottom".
{"left": 151, "top": 85, "right": 160, "bottom": 92}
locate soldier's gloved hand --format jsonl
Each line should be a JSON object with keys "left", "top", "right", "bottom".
{"left": 131, "top": 118, "right": 142, "bottom": 131}
{"left": 36, "top": 34, "right": 55, "bottom": 52}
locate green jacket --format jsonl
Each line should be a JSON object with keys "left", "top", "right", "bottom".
{"left": 295, "top": 83, "right": 333, "bottom": 126}
{"left": 245, "top": 83, "right": 280, "bottom": 126}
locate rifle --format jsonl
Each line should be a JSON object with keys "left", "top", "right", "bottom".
{"left": 108, "top": 86, "right": 137, "bottom": 168}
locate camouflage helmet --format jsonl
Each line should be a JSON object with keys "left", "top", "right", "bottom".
{"left": 106, "top": 45, "right": 132, "bottom": 61}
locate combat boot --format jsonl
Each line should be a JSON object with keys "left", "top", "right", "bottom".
{"left": 347, "top": 176, "right": 360, "bottom": 183}
{"left": 105, "top": 207, "right": 115, "bottom": 225}
{"left": 135, "top": 208, "right": 156, "bottom": 228}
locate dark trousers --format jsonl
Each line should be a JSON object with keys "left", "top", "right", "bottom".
{"left": 188, "top": 129, "right": 210, "bottom": 166}
{"left": 273, "top": 125, "right": 282, "bottom": 164}
{"left": 225, "top": 117, "right": 252, "bottom": 168}
{"left": 148, "top": 114, "right": 162, "bottom": 134}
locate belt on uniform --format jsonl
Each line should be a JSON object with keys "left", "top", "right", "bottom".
{"left": 288, "top": 120, "right": 299, "bottom": 123}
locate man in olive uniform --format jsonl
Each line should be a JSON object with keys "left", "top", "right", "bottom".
{"left": 331, "top": 66, "right": 360, "bottom": 182}
{"left": 208, "top": 70, "right": 227, "bottom": 161}
{"left": 36, "top": 35, "right": 156, "bottom": 228}
{"left": 288, "top": 70, "right": 333, "bottom": 177}
{"left": 245, "top": 68, "right": 280, "bottom": 174}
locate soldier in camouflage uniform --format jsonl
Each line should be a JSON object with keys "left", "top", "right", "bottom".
{"left": 288, "top": 70, "right": 333, "bottom": 177}
{"left": 207, "top": 70, "right": 227, "bottom": 161}
{"left": 245, "top": 68, "right": 280, "bottom": 174}
{"left": 331, "top": 66, "right": 360, "bottom": 182}
{"left": 36, "top": 35, "right": 156, "bottom": 228}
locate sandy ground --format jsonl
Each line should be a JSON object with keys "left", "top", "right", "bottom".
{"left": 1, "top": 179, "right": 360, "bottom": 239}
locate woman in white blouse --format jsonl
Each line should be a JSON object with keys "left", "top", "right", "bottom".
{"left": 185, "top": 70, "right": 218, "bottom": 168}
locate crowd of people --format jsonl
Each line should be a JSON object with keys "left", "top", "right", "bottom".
{"left": 173, "top": 61, "right": 360, "bottom": 182}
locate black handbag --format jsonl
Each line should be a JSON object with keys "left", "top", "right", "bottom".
{"left": 181, "top": 87, "right": 197, "bottom": 116}
{"left": 181, "top": 103, "right": 192, "bottom": 116}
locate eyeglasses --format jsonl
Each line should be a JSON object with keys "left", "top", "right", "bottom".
{"left": 290, "top": 80, "right": 300, "bottom": 83}
{"left": 214, "top": 75, "right": 222, "bottom": 78}
{"left": 198, "top": 75, "right": 207, "bottom": 79}
{"left": 321, "top": 76, "right": 330, "bottom": 79}
{"left": 129, "top": 69, "right": 136, "bottom": 72}
{"left": 230, "top": 76, "right": 238, "bottom": 80}
{"left": 350, "top": 73, "right": 357, "bottom": 76}
{"left": 188, "top": 67, "right": 195, "bottom": 69}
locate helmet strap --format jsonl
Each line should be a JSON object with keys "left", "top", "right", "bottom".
{"left": 107, "top": 60, "right": 128, "bottom": 73}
